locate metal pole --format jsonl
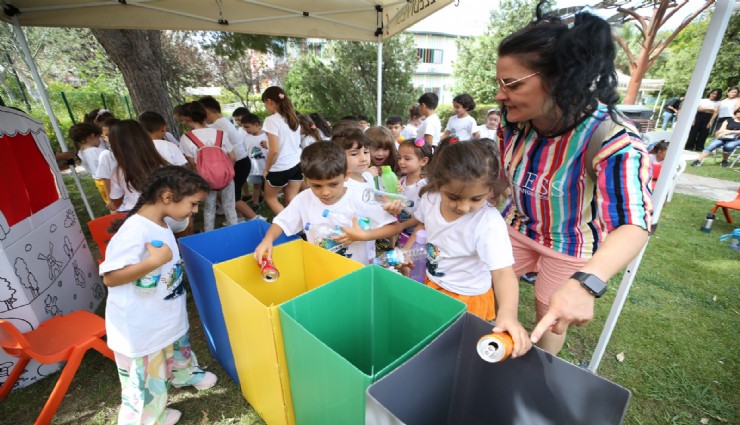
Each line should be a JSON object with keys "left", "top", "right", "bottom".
{"left": 5, "top": 52, "right": 31, "bottom": 111}
{"left": 124, "top": 95, "right": 133, "bottom": 119}
{"left": 376, "top": 36, "right": 383, "bottom": 126}
{"left": 10, "top": 16, "right": 95, "bottom": 220}
{"left": 99, "top": 92, "right": 107, "bottom": 110}
{"left": 60, "top": 91, "right": 76, "bottom": 124}
{"left": 589, "top": 0, "right": 733, "bottom": 373}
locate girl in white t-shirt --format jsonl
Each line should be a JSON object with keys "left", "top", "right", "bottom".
{"left": 100, "top": 166, "right": 216, "bottom": 425}
{"left": 442, "top": 93, "right": 480, "bottom": 141}
{"left": 299, "top": 114, "right": 321, "bottom": 149}
{"left": 69, "top": 122, "right": 108, "bottom": 203}
{"left": 397, "top": 138, "right": 432, "bottom": 226}
{"left": 261, "top": 86, "right": 303, "bottom": 214}
{"left": 402, "top": 141, "right": 531, "bottom": 359}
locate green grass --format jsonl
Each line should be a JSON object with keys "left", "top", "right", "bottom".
{"left": 683, "top": 159, "right": 740, "bottom": 181}
{"left": 1, "top": 174, "right": 738, "bottom": 424}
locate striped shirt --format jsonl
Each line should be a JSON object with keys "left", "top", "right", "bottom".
{"left": 498, "top": 105, "right": 653, "bottom": 258}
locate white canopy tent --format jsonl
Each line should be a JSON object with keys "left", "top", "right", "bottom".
{"left": 1, "top": 0, "right": 735, "bottom": 374}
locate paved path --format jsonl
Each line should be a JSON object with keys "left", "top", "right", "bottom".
{"left": 671, "top": 150, "right": 739, "bottom": 202}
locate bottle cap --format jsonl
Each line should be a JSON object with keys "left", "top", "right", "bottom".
{"left": 322, "top": 209, "right": 330, "bottom": 218}
{"left": 305, "top": 223, "right": 312, "bottom": 231}
{"left": 151, "top": 240, "right": 164, "bottom": 248}
{"left": 415, "top": 230, "right": 426, "bottom": 245}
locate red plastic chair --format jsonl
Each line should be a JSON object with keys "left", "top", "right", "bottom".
{"left": 650, "top": 163, "right": 662, "bottom": 191}
{"left": 87, "top": 213, "right": 126, "bottom": 263}
{"left": 710, "top": 188, "right": 740, "bottom": 224}
{"left": 0, "top": 310, "right": 114, "bottom": 425}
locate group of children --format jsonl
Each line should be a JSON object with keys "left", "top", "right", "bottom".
{"left": 92, "top": 86, "right": 527, "bottom": 425}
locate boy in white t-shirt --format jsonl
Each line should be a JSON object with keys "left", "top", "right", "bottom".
{"left": 241, "top": 112, "right": 269, "bottom": 210}
{"left": 254, "top": 142, "right": 401, "bottom": 265}
{"left": 416, "top": 92, "right": 442, "bottom": 146}
{"left": 442, "top": 93, "right": 479, "bottom": 141}
{"left": 69, "top": 122, "right": 108, "bottom": 203}
{"left": 138, "top": 111, "right": 188, "bottom": 167}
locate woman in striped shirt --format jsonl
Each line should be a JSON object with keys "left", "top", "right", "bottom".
{"left": 495, "top": 2, "right": 653, "bottom": 355}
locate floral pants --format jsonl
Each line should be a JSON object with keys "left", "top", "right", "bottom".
{"left": 114, "top": 332, "right": 207, "bottom": 425}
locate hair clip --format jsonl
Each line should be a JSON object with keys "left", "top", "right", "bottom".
{"left": 450, "top": 137, "right": 459, "bottom": 144}
{"left": 278, "top": 93, "right": 285, "bottom": 99}
{"left": 310, "top": 125, "right": 316, "bottom": 129}
{"left": 96, "top": 109, "right": 110, "bottom": 118}
{"left": 414, "top": 138, "right": 425, "bottom": 147}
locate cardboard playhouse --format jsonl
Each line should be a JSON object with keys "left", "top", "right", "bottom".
{"left": 366, "top": 313, "right": 632, "bottom": 425}
{"left": 212, "top": 240, "right": 364, "bottom": 425}
{"left": 0, "top": 107, "right": 104, "bottom": 391}
{"left": 179, "top": 220, "right": 298, "bottom": 385}
{"left": 278, "top": 265, "right": 467, "bottom": 425}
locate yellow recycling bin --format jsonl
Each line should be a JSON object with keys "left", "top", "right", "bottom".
{"left": 213, "top": 240, "right": 362, "bottom": 425}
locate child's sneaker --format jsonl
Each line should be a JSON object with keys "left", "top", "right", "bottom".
{"left": 162, "top": 408, "right": 182, "bottom": 425}
{"left": 721, "top": 160, "right": 729, "bottom": 167}
{"left": 193, "top": 371, "right": 217, "bottom": 390}
{"left": 691, "top": 160, "right": 702, "bottom": 167}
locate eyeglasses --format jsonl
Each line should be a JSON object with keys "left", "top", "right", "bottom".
{"left": 496, "top": 72, "right": 540, "bottom": 94}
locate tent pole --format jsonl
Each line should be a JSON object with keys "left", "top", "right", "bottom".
{"left": 10, "top": 16, "right": 95, "bottom": 221}
{"left": 588, "top": 0, "right": 733, "bottom": 373}
{"left": 376, "top": 35, "right": 382, "bottom": 126}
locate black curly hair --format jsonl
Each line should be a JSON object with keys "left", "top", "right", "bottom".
{"left": 498, "top": 1, "right": 620, "bottom": 134}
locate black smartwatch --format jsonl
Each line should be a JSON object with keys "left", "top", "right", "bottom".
{"left": 571, "top": 272, "right": 607, "bottom": 298}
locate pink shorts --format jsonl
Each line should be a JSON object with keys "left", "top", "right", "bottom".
{"left": 508, "top": 227, "right": 589, "bottom": 307}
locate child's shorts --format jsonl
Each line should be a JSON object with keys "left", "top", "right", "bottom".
{"left": 266, "top": 164, "right": 303, "bottom": 188}
{"left": 425, "top": 277, "right": 495, "bottom": 321}
{"left": 507, "top": 227, "right": 589, "bottom": 308}
{"left": 247, "top": 175, "right": 264, "bottom": 185}
{"left": 94, "top": 178, "right": 109, "bottom": 204}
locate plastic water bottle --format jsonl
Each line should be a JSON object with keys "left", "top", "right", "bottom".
{"left": 322, "top": 209, "right": 371, "bottom": 230}
{"left": 700, "top": 213, "right": 715, "bottom": 233}
{"left": 719, "top": 229, "right": 740, "bottom": 251}
{"left": 408, "top": 230, "right": 428, "bottom": 283}
{"left": 362, "top": 188, "right": 414, "bottom": 208}
{"left": 381, "top": 165, "right": 400, "bottom": 194}
{"left": 374, "top": 246, "right": 427, "bottom": 268}
{"left": 305, "top": 222, "right": 346, "bottom": 253}
{"left": 135, "top": 240, "right": 163, "bottom": 295}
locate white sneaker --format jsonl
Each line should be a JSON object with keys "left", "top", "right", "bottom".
{"left": 193, "top": 371, "right": 217, "bottom": 391}
{"left": 250, "top": 215, "right": 267, "bottom": 222}
{"left": 161, "top": 408, "right": 181, "bottom": 425}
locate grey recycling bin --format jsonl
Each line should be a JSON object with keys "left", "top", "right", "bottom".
{"left": 366, "top": 313, "right": 631, "bottom": 425}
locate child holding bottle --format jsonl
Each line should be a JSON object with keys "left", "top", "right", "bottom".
{"left": 100, "top": 166, "right": 217, "bottom": 425}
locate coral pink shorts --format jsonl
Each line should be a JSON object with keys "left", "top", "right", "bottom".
{"left": 508, "top": 227, "right": 589, "bottom": 307}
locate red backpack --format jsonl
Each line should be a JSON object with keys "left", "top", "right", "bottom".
{"left": 185, "top": 130, "right": 235, "bottom": 190}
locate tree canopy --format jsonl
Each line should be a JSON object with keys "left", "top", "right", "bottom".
{"left": 284, "top": 35, "right": 418, "bottom": 122}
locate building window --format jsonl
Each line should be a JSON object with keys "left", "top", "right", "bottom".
{"left": 417, "top": 48, "right": 443, "bottom": 64}
{"left": 420, "top": 87, "right": 442, "bottom": 96}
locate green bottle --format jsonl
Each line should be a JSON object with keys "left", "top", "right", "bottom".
{"left": 381, "top": 165, "right": 399, "bottom": 194}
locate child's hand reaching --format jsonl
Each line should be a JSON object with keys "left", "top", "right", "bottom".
{"left": 334, "top": 217, "right": 368, "bottom": 245}
{"left": 382, "top": 199, "right": 403, "bottom": 216}
{"left": 492, "top": 314, "right": 532, "bottom": 359}
{"left": 367, "top": 166, "right": 380, "bottom": 177}
{"left": 146, "top": 241, "right": 173, "bottom": 268}
{"left": 253, "top": 240, "right": 273, "bottom": 264}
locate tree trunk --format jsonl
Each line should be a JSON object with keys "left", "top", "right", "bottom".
{"left": 623, "top": 46, "right": 651, "bottom": 105}
{"left": 90, "top": 29, "right": 178, "bottom": 136}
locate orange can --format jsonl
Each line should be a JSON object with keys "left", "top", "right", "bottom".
{"left": 476, "top": 332, "right": 514, "bottom": 363}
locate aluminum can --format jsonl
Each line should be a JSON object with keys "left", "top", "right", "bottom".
{"left": 260, "top": 257, "right": 279, "bottom": 282}
{"left": 476, "top": 332, "right": 514, "bottom": 363}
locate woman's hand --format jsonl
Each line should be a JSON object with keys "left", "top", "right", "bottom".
{"left": 530, "top": 278, "right": 595, "bottom": 343}
{"left": 492, "top": 314, "right": 532, "bottom": 358}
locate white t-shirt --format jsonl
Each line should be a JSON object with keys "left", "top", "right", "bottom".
{"left": 344, "top": 172, "right": 375, "bottom": 190}
{"left": 301, "top": 134, "right": 317, "bottom": 149}
{"left": 399, "top": 176, "right": 426, "bottom": 218}
{"left": 243, "top": 132, "right": 269, "bottom": 176}
{"left": 476, "top": 125, "right": 498, "bottom": 141}
{"left": 273, "top": 186, "right": 397, "bottom": 265}
{"left": 164, "top": 131, "right": 180, "bottom": 146}
{"left": 718, "top": 98, "right": 739, "bottom": 119}
{"left": 417, "top": 113, "right": 442, "bottom": 145}
{"left": 263, "top": 113, "right": 301, "bottom": 172}
{"left": 153, "top": 139, "right": 187, "bottom": 166}
{"left": 210, "top": 117, "right": 247, "bottom": 160}
{"left": 413, "top": 193, "right": 514, "bottom": 296}
{"left": 109, "top": 169, "right": 140, "bottom": 212}
{"left": 697, "top": 99, "right": 719, "bottom": 111}
{"left": 444, "top": 115, "right": 477, "bottom": 141}
{"left": 99, "top": 214, "right": 188, "bottom": 358}
{"left": 401, "top": 123, "right": 418, "bottom": 140}
{"left": 78, "top": 147, "right": 104, "bottom": 178}
{"left": 95, "top": 149, "right": 117, "bottom": 180}
{"left": 179, "top": 127, "right": 234, "bottom": 160}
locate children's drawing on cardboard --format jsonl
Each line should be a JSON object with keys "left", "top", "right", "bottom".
{"left": 0, "top": 107, "right": 104, "bottom": 392}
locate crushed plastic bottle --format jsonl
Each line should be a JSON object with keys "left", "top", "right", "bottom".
{"left": 362, "top": 188, "right": 414, "bottom": 208}
{"left": 374, "top": 246, "right": 427, "bottom": 268}
{"left": 322, "top": 209, "right": 371, "bottom": 230}
{"left": 135, "top": 240, "right": 163, "bottom": 295}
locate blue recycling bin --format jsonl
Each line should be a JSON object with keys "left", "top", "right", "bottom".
{"left": 179, "top": 220, "right": 297, "bottom": 383}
